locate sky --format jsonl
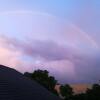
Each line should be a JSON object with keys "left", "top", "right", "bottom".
{"left": 0, "top": 0, "right": 100, "bottom": 84}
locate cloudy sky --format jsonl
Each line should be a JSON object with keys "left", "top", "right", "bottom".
{"left": 0, "top": 0, "right": 100, "bottom": 83}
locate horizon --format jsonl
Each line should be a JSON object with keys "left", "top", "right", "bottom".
{"left": 0, "top": 0, "right": 100, "bottom": 84}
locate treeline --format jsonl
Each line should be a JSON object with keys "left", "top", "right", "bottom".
{"left": 24, "top": 69, "right": 100, "bottom": 100}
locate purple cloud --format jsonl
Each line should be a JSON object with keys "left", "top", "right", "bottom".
{"left": 0, "top": 35, "right": 100, "bottom": 83}
{"left": 1, "top": 36, "right": 80, "bottom": 61}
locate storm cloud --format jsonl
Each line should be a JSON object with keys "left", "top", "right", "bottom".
{"left": 0, "top": 35, "right": 100, "bottom": 83}
{"left": 0, "top": 0, "right": 100, "bottom": 83}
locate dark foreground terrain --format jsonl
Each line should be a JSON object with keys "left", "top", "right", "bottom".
{"left": 0, "top": 65, "right": 61, "bottom": 100}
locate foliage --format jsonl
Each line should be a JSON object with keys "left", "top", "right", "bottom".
{"left": 86, "top": 84, "right": 100, "bottom": 100}
{"left": 73, "top": 84, "right": 100, "bottom": 100}
{"left": 24, "top": 69, "right": 57, "bottom": 94}
{"left": 24, "top": 70, "right": 100, "bottom": 100}
{"left": 60, "top": 84, "right": 73, "bottom": 100}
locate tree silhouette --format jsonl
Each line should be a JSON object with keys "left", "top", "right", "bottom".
{"left": 72, "top": 93, "right": 86, "bottom": 100}
{"left": 24, "top": 70, "right": 100, "bottom": 100}
{"left": 60, "top": 84, "right": 73, "bottom": 100}
{"left": 24, "top": 69, "right": 57, "bottom": 94}
{"left": 86, "top": 84, "right": 100, "bottom": 100}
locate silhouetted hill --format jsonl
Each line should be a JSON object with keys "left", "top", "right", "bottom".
{"left": 0, "top": 65, "right": 61, "bottom": 100}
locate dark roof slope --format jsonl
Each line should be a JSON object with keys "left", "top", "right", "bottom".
{"left": 0, "top": 65, "right": 61, "bottom": 100}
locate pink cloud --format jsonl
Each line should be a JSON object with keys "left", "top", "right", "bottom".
{"left": 0, "top": 35, "right": 100, "bottom": 83}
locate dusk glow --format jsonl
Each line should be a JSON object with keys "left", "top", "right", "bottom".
{"left": 0, "top": 0, "right": 100, "bottom": 83}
